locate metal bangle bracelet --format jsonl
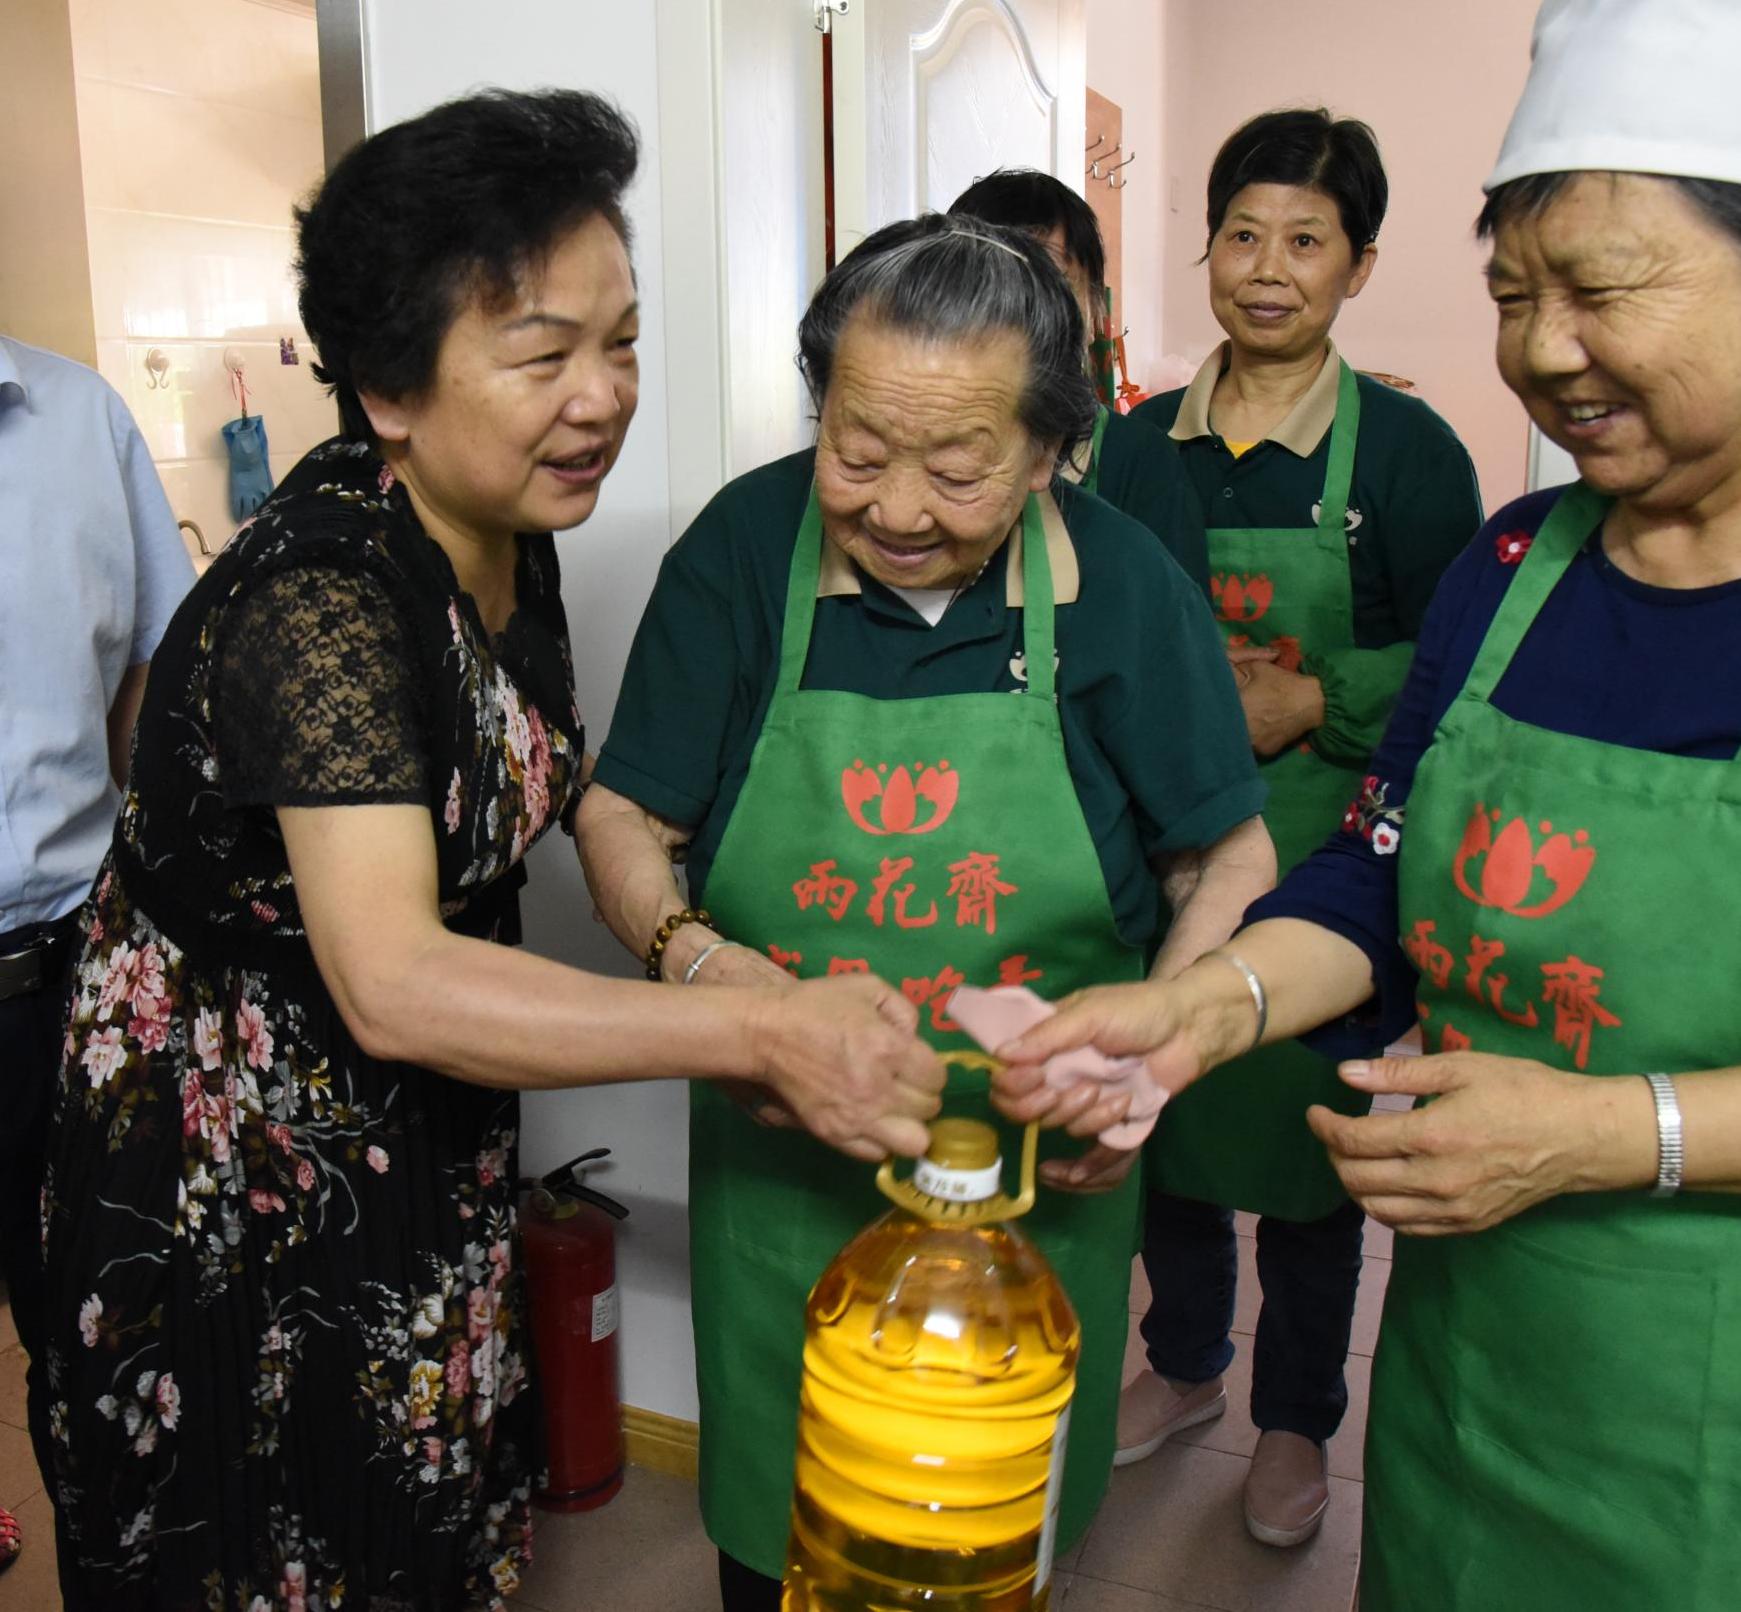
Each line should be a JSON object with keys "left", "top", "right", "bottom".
{"left": 1644, "top": 1072, "right": 1684, "bottom": 1198}
{"left": 683, "top": 938, "right": 745, "bottom": 985}
{"left": 1210, "top": 950, "right": 1268, "bottom": 1053}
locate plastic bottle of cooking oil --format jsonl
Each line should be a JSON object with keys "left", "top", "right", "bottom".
{"left": 783, "top": 1055, "right": 1080, "bottom": 1611}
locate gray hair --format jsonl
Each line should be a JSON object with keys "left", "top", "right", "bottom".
{"left": 796, "top": 213, "right": 1097, "bottom": 463}
{"left": 1477, "top": 171, "right": 1741, "bottom": 247}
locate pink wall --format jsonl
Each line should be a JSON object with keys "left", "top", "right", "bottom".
{"left": 1157, "top": 0, "right": 1538, "bottom": 511}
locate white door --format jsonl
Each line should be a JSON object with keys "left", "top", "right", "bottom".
{"left": 834, "top": 0, "right": 1087, "bottom": 254}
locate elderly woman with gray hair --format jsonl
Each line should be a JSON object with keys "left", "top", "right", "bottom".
{"left": 577, "top": 213, "right": 1271, "bottom": 1606}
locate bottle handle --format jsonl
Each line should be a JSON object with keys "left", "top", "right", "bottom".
{"left": 875, "top": 1051, "right": 1041, "bottom": 1226}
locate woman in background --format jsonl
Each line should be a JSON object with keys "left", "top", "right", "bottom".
{"left": 1120, "top": 107, "right": 1482, "bottom": 1547}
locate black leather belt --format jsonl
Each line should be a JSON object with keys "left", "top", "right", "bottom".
{"left": 0, "top": 918, "right": 76, "bottom": 1002}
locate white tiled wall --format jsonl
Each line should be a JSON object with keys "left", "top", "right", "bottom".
{"left": 68, "top": 0, "right": 334, "bottom": 571}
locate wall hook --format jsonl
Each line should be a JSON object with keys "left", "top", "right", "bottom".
{"left": 1088, "top": 144, "right": 1123, "bottom": 182}
{"left": 144, "top": 348, "right": 171, "bottom": 390}
{"left": 814, "top": 0, "right": 848, "bottom": 33}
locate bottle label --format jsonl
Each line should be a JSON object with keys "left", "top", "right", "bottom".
{"left": 913, "top": 1157, "right": 1003, "bottom": 1202}
{"left": 591, "top": 1283, "right": 620, "bottom": 1344}
{"left": 1034, "top": 1401, "right": 1072, "bottom": 1593}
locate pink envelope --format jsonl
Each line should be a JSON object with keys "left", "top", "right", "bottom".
{"left": 946, "top": 984, "right": 1167, "bottom": 1150}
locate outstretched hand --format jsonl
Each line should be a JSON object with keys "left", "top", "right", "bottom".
{"left": 751, "top": 975, "right": 945, "bottom": 1161}
{"left": 988, "top": 979, "right": 1217, "bottom": 1134}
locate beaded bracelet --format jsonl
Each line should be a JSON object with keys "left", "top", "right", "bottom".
{"left": 645, "top": 907, "right": 712, "bottom": 980}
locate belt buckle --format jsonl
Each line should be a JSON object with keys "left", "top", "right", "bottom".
{"left": 0, "top": 941, "right": 49, "bottom": 999}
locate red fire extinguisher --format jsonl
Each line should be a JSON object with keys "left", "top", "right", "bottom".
{"left": 521, "top": 1147, "right": 630, "bottom": 1512}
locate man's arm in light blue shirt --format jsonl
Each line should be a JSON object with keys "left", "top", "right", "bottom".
{"left": 107, "top": 385, "right": 192, "bottom": 785}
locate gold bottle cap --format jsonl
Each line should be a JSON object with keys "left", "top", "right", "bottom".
{"left": 925, "top": 1118, "right": 999, "bottom": 1171}
{"left": 873, "top": 1052, "right": 1040, "bottom": 1225}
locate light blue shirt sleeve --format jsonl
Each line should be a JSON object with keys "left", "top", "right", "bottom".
{"left": 107, "top": 385, "right": 191, "bottom": 665}
{"left": 0, "top": 335, "right": 196, "bottom": 928}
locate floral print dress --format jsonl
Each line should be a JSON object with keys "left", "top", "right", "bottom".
{"left": 40, "top": 440, "right": 584, "bottom": 1611}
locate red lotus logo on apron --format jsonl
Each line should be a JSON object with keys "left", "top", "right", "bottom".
{"left": 841, "top": 760, "right": 959, "bottom": 836}
{"left": 1452, "top": 803, "right": 1595, "bottom": 919}
{"left": 1212, "top": 573, "right": 1274, "bottom": 624}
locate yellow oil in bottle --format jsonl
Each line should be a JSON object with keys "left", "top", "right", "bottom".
{"left": 783, "top": 1110, "right": 1080, "bottom": 1611}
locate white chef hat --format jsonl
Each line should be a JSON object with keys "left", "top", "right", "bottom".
{"left": 1486, "top": 0, "right": 1741, "bottom": 192}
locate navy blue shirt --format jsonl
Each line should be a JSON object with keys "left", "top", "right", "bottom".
{"left": 1254, "top": 487, "right": 1741, "bottom": 1056}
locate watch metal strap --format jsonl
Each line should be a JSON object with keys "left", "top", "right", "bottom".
{"left": 1644, "top": 1072, "right": 1684, "bottom": 1198}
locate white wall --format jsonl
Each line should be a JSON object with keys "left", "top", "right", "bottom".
{"left": 353, "top": 0, "right": 835, "bottom": 1424}
{"left": 1084, "top": 0, "right": 1165, "bottom": 390}
{"left": 357, "top": 0, "right": 699, "bottom": 1421}
{"left": 70, "top": 0, "right": 333, "bottom": 567}
{"left": 0, "top": 0, "right": 97, "bottom": 365}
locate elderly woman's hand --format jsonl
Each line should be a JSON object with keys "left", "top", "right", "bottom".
{"left": 1307, "top": 1051, "right": 1657, "bottom": 1235}
{"left": 989, "top": 976, "right": 1238, "bottom": 1131}
{"left": 748, "top": 975, "right": 945, "bottom": 1160}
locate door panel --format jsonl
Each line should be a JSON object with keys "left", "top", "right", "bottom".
{"left": 838, "top": 0, "right": 1085, "bottom": 250}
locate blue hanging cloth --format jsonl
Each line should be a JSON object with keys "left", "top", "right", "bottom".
{"left": 222, "top": 413, "right": 273, "bottom": 520}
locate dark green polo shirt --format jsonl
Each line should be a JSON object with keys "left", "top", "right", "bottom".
{"left": 595, "top": 448, "right": 1264, "bottom": 950}
{"left": 1070, "top": 407, "right": 1210, "bottom": 595}
{"left": 1131, "top": 360, "right": 1482, "bottom": 762}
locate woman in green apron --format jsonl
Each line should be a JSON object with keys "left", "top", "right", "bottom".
{"left": 992, "top": 5, "right": 1741, "bottom": 1600}
{"left": 579, "top": 215, "right": 1272, "bottom": 1608}
{"left": 949, "top": 168, "right": 1210, "bottom": 596}
{"left": 1114, "top": 107, "right": 1482, "bottom": 1546}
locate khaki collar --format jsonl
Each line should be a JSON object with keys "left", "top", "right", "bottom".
{"left": 816, "top": 489, "right": 1080, "bottom": 605}
{"left": 1169, "top": 339, "right": 1343, "bottom": 458}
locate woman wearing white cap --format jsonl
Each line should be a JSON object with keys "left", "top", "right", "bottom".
{"left": 989, "top": 1, "right": 1741, "bottom": 1604}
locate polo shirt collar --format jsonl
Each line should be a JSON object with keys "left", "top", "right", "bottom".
{"left": 1168, "top": 339, "right": 1343, "bottom": 458}
{"left": 816, "top": 489, "right": 1080, "bottom": 606}
{"left": 0, "top": 340, "right": 27, "bottom": 410}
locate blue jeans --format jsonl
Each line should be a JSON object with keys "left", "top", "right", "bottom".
{"left": 1138, "top": 1190, "right": 1365, "bottom": 1445}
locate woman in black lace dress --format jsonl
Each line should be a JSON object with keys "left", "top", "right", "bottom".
{"left": 38, "top": 90, "right": 942, "bottom": 1612}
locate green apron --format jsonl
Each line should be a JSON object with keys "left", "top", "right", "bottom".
{"left": 1149, "top": 359, "right": 1373, "bottom": 1220}
{"left": 1365, "top": 482, "right": 1741, "bottom": 1609}
{"left": 689, "top": 489, "right": 1146, "bottom": 1578}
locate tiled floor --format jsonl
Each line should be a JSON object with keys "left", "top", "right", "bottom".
{"left": 0, "top": 1218, "right": 1385, "bottom": 1612}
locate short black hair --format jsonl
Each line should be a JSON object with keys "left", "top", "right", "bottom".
{"left": 1476, "top": 170, "right": 1741, "bottom": 248}
{"left": 295, "top": 89, "right": 638, "bottom": 442}
{"left": 949, "top": 168, "right": 1107, "bottom": 294}
{"left": 798, "top": 214, "right": 1097, "bottom": 463}
{"left": 1204, "top": 108, "right": 1387, "bottom": 256}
